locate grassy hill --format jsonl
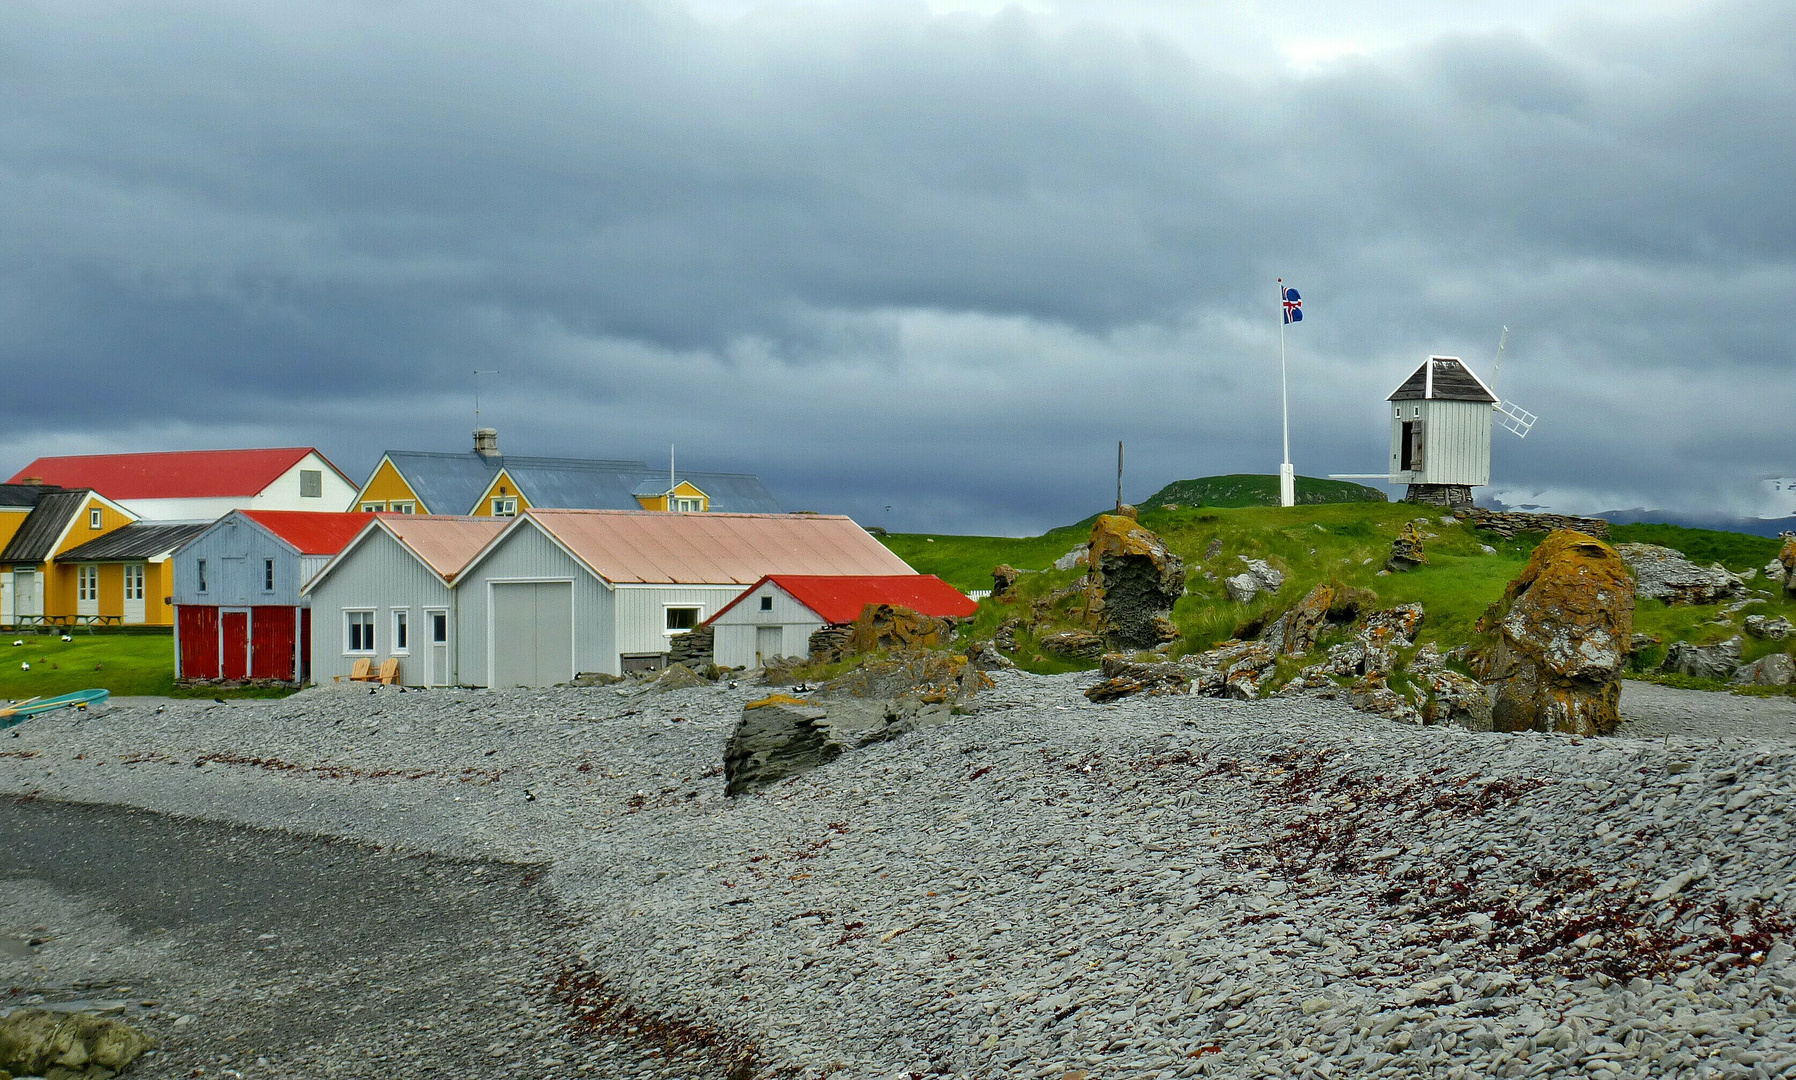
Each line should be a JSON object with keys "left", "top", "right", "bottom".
{"left": 882, "top": 501, "right": 1796, "bottom": 683}
{"left": 1145, "top": 473, "right": 1387, "bottom": 509}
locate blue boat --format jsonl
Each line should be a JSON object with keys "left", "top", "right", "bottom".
{"left": 0, "top": 688, "right": 110, "bottom": 728}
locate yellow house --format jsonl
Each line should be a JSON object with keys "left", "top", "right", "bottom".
{"left": 0, "top": 486, "right": 204, "bottom": 627}
{"left": 350, "top": 429, "right": 777, "bottom": 516}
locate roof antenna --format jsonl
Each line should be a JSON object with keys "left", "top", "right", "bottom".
{"left": 670, "top": 444, "right": 676, "bottom": 507}
{"left": 473, "top": 370, "right": 498, "bottom": 424}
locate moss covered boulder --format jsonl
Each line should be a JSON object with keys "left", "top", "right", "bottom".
{"left": 1476, "top": 530, "right": 1634, "bottom": 736}
{"left": 0, "top": 1009, "right": 154, "bottom": 1080}
{"left": 1084, "top": 514, "right": 1184, "bottom": 649}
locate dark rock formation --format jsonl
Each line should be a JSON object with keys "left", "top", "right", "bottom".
{"left": 992, "top": 563, "right": 1021, "bottom": 602}
{"left": 1084, "top": 515, "right": 1185, "bottom": 648}
{"left": 1475, "top": 530, "right": 1633, "bottom": 736}
{"left": 1084, "top": 654, "right": 1191, "bottom": 702}
{"left": 1260, "top": 583, "right": 1336, "bottom": 656}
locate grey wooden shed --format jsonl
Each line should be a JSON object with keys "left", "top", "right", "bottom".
{"left": 1387, "top": 356, "right": 1496, "bottom": 508}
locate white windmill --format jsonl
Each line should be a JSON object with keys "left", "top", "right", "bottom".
{"left": 1330, "top": 330, "right": 1540, "bottom": 509}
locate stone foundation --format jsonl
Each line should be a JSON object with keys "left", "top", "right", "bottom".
{"left": 1403, "top": 484, "right": 1474, "bottom": 509}
{"left": 1456, "top": 508, "right": 1611, "bottom": 540}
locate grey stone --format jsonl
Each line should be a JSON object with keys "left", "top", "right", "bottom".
{"left": 1662, "top": 638, "right": 1744, "bottom": 679}
{"left": 1733, "top": 653, "right": 1796, "bottom": 687}
{"left": 1745, "top": 615, "right": 1793, "bottom": 640}
{"left": 1224, "top": 573, "right": 1261, "bottom": 604}
{"left": 1615, "top": 543, "right": 1746, "bottom": 605}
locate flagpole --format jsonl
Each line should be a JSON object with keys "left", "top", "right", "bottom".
{"left": 1278, "top": 278, "right": 1294, "bottom": 507}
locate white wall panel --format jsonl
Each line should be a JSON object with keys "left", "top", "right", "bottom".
{"left": 306, "top": 530, "right": 451, "bottom": 684}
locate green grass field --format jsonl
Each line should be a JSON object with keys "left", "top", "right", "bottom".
{"left": 1145, "top": 473, "right": 1387, "bottom": 509}
{"left": 0, "top": 632, "right": 293, "bottom": 701}
{"left": 882, "top": 483, "right": 1796, "bottom": 682}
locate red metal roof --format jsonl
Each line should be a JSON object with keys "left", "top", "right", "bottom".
{"left": 710, "top": 574, "right": 976, "bottom": 625}
{"left": 240, "top": 510, "right": 375, "bottom": 555}
{"left": 7, "top": 448, "right": 332, "bottom": 500}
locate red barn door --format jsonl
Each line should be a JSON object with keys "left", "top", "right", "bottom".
{"left": 177, "top": 606, "right": 219, "bottom": 679}
{"left": 220, "top": 610, "right": 250, "bottom": 681}
{"left": 251, "top": 607, "right": 297, "bottom": 681}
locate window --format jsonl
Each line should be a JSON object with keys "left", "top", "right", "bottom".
{"left": 263, "top": 558, "right": 275, "bottom": 591}
{"left": 389, "top": 501, "right": 416, "bottom": 514}
{"left": 345, "top": 610, "right": 375, "bottom": 653}
{"left": 665, "top": 606, "right": 700, "bottom": 634}
{"left": 392, "top": 610, "right": 409, "bottom": 653}
{"left": 197, "top": 559, "right": 208, "bottom": 593}
{"left": 760, "top": 595, "right": 773, "bottom": 611}
{"left": 77, "top": 565, "right": 98, "bottom": 601}
{"left": 430, "top": 611, "right": 448, "bottom": 645}
{"left": 671, "top": 496, "right": 704, "bottom": 512}
{"left": 300, "top": 469, "right": 323, "bottom": 498}
{"left": 491, "top": 497, "right": 518, "bottom": 517}
{"left": 361, "top": 503, "right": 385, "bottom": 513}
{"left": 123, "top": 563, "right": 144, "bottom": 600}
{"left": 89, "top": 507, "right": 103, "bottom": 529}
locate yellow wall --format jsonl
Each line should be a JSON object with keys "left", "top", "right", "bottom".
{"left": 355, "top": 459, "right": 426, "bottom": 513}
{"left": 634, "top": 481, "right": 709, "bottom": 512}
{"left": 146, "top": 560, "right": 173, "bottom": 625}
{"left": 0, "top": 508, "right": 30, "bottom": 553}
{"left": 52, "top": 496, "right": 133, "bottom": 557}
{"left": 470, "top": 470, "right": 531, "bottom": 517}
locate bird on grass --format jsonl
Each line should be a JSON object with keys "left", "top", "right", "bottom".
{"left": 19, "top": 662, "right": 28, "bottom": 671}
{"left": 11, "top": 640, "right": 21, "bottom": 647}
{"left": 60, "top": 634, "right": 72, "bottom": 642}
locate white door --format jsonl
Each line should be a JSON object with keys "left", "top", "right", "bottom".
{"left": 426, "top": 609, "right": 450, "bottom": 686}
{"left": 756, "top": 625, "right": 781, "bottom": 665}
{"left": 14, "top": 569, "right": 41, "bottom": 619}
{"left": 123, "top": 563, "right": 146, "bottom": 624}
{"left": 0, "top": 574, "right": 9, "bottom": 626}
{"left": 490, "top": 582, "right": 573, "bottom": 687}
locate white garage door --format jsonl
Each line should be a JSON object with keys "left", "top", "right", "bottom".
{"left": 491, "top": 581, "right": 573, "bottom": 687}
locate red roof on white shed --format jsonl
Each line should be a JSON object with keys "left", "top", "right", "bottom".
{"left": 8, "top": 448, "right": 337, "bottom": 500}
{"left": 709, "top": 574, "right": 976, "bottom": 625}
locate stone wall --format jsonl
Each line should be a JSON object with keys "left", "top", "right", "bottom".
{"left": 1456, "top": 508, "right": 1610, "bottom": 540}
{"left": 667, "top": 624, "right": 714, "bottom": 667}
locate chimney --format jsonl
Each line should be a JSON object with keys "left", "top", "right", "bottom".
{"left": 473, "top": 428, "right": 499, "bottom": 458}
{"left": 18, "top": 476, "right": 41, "bottom": 485}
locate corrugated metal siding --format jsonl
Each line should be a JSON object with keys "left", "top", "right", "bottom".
{"left": 172, "top": 518, "right": 308, "bottom": 607}
{"left": 307, "top": 529, "right": 452, "bottom": 684}
{"left": 711, "top": 582, "right": 822, "bottom": 667}
{"left": 298, "top": 554, "right": 329, "bottom": 591}
{"left": 452, "top": 523, "right": 612, "bottom": 685}
{"left": 615, "top": 583, "right": 746, "bottom": 660}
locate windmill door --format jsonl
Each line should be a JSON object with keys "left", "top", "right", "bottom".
{"left": 220, "top": 610, "right": 250, "bottom": 681}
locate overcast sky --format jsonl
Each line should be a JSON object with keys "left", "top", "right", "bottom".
{"left": 3, "top": 0, "right": 1789, "bottom": 533}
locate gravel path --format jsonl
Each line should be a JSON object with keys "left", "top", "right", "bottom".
{"left": 1619, "top": 679, "right": 1796, "bottom": 740}
{"left": 4, "top": 676, "right": 1796, "bottom": 1078}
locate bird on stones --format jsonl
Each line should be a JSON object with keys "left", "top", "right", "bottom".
{"left": 156, "top": 706, "right": 166, "bottom": 715}
{"left": 213, "top": 697, "right": 226, "bottom": 705}
{"left": 524, "top": 790, "right": 536, "bottom": 802}
{"left": 369, "top": 687, "right": 377, "bottom": 696}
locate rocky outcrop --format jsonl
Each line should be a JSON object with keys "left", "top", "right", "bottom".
{"left": 1052, "top": 546, "right": 1087, "bottom": 571}
{"left": 965, "top": 641, "right": 1016, "bottom": 671}
{"left": 1386, "top": 523, "right": 1427, "bottom": 572}
{"left": 1040, "top": 630, "right": 1105, "bottom": 660}
{"left": 1181, "top": 640, "right": 1278, "bottom": 699}
{"left": 1260, "top": 583, "right": 1335, "bottom": 655}
{"left": 1475, "top": 531, "right": 1633, "bottom": 736}
{"left": 1614, "top": 543, "right": 1745, "bottom": 605}
{"left": 1224, "top": 557, "right": 1284, "bottom": 604}
{"left": 1410, "top": 644, "right": 1494, "bottom": 731}
{"left": 1084, "top": 515, "right": 1185, "bottom": 648}
{"left": 1746, "top": 615, "right": 1794, "bottom": 640}
{"left": 1662, "top": 638, "right": 1744, "bottom": 679}
{"left": 644, "top": 662, "right": 708, "bottom": 692}
{"left": 1782, "top": 536, "right": 1796, "bottom": 598}
{"left": 991, "top": 564, "right": 1020, "bottom": 602}
{"left": 1456, "top": 508, "right": 1611, "bottom": 540}
{"left": 0, "top": 1009, "right": 154, "bottom": 1080}
{"left": 820, "top": 650, "right": 992, "bottom": 704}
{"left": 1735, "top": 653, "right": 1796, "bottom": 687}
{"left": 1765, "top": 557, "right": 1788, "bottom": 589}
{"left": 1085, "top": 654, "right": 1191, "bottom": 703}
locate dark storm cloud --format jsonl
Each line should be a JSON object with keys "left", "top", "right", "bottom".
{"left": 0, "top": 0, "right": 1791, "bottom": 532}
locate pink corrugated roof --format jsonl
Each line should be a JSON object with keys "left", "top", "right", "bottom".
{"left": 526, "top": 509, "right": 913, "bottom": 584}
{"left": 381, "top": 516, "right": 507, "bottom": 580}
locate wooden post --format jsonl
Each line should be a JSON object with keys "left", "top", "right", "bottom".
{"left": 1116, "top": 441, "right": 1124, "bottom": 512}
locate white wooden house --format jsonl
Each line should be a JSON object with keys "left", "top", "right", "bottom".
{"left": 1387, "top": 356, "right": 1497, "bottom": 508}
{"left": 707, "top": 574, "right": 976, "bottom": 669}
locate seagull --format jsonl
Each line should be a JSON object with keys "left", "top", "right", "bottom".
{"left": 60, "top": 635, "right": 72, "bottom": 643}
{"left": 19, "top": 662, "right": 28, "bottom": 671}
{"left": 11, "top": 640, "right": 21, "bottom": 647}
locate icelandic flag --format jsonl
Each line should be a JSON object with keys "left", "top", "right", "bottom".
{"left": 1282, "top": 285, "right": 1303, "bottom": 324}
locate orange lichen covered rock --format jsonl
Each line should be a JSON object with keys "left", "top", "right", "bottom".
{"left": 1476, "top": 530, "right": 1634, "bottom": 736}
{"left": 1084, "top": 514, "right": 1185, "bottom": 649}
{"left": 846, "top": 604, "right": 957, "bottom": 656}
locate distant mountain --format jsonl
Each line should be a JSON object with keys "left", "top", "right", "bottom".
{"left": 1597, "top": 509, "right": 1796, "bottom": 539}
{"left": 1145, "top": 474, "right": 1387, "bottom": 509}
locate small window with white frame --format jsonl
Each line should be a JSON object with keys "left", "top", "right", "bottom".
{"left": 665, "top": 606, "right": 700, "bottom": 634}
{"left": 429, "top": 610, "right": 448, "bottom": 645}
{"left": 361, "top": 502, "right": 384, "bottom": 513}
{"left": 124, "top": 563, "right": 144, "bottom": 600}
{"left": 77, "top": 565, "right": 98, "bottom": 601}
{"left": 389, "top": 501, "right": 416, "bottom": 514}
{"left": 672, "top": 496, "right": 703, "bottom": 513}
{"left": 300, "top": 469, "right": 323, "bottom": 498}
{"left": 88, "top": 507, "right": 103, "bottom": 529}
{"left": 345, "top": 610, "right": 376, "bottom": 654}
{"left": 392, "top": 609, "right": 409, "bottom": 654}
{"left": 491, "top": 497, "right": 518, "bottom": 517}
{"left": 263, "top": 558, "right": 275, "bottom": 591}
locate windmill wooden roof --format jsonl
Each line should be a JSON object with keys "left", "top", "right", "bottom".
{"left": 1388, "top": 357, "right": 1498, "bottom": 403}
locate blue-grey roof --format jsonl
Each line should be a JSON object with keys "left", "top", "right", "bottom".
{"left": 380, "top": 452, "right": 779, "bottom": 514}
{"left": 0, "top": 490, "right": 90, "bottom": 563}
{"left": 59, "top": 521, "right": 211, "bottom": 561}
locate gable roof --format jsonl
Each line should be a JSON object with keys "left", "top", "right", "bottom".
{"left": 0, "top": 490, "right": 116, "bottom": 562}
{"left": 708, "top": 574, "right": 971, "bottom": 625}
{"left": 240, "top": 510, "right": 374, "bottom": 556}
{"left": 303, "top": 515, "right": 508, "bottom": 594}
{"left": 6, "top": 448, "right": 345, "bottom": 500}
{"left": 504, "top": 510, "right": 912, "bottom": 586}
{"left": 1389, "top": 356, "right": 1498, "bottom": 403}
{"left": 0, "top": 484, "right": 64, "bottom": 509}
{"left": 59, "top": 521, "right": 211, "bottom": 561}
{"left": 376, "top": 451, "right": 781, "bottom": 514}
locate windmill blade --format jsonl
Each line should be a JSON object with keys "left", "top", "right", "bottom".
{"left": 1495, "top": 399, "right": 1537, "bottom": 438}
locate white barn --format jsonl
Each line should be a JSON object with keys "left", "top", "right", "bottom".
{"left": 707, "top": 574, "right": 977, "bottom": 669}
{"left": 450, "top": 509, "right": 916, "bottom": 686}
{"left": 302, "top": 516, "right": 506, "bottom": 686}
{"left": 1387, "top": 356, "right": 1497, "bottom": 508}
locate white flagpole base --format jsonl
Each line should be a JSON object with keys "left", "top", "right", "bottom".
{"left": 1279, "top": 463, "right": 1295, "bottom": 508}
